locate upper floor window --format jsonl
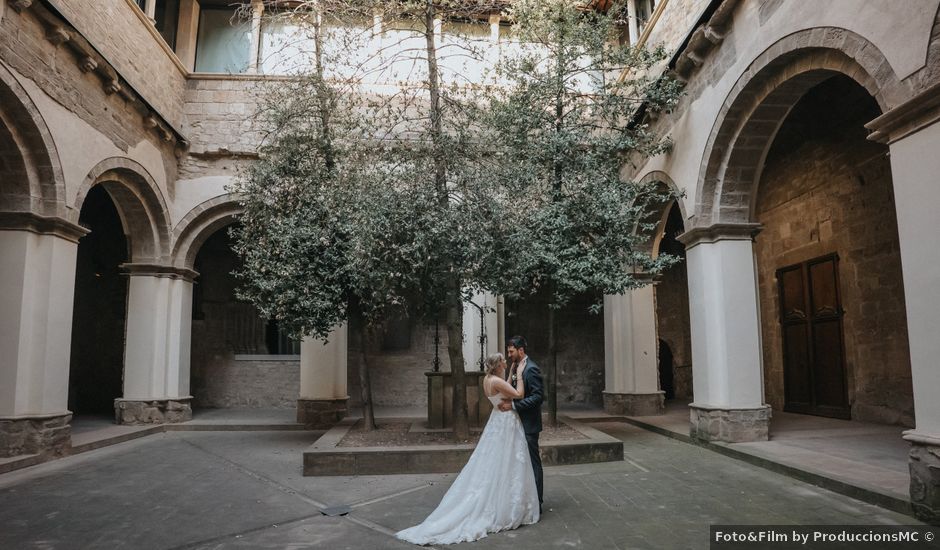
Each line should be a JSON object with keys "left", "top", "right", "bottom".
{"left": 195, "top": 6, "right": 252, "bottom": 73}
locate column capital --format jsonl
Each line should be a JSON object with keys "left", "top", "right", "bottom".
{"left": 120, "top": 263, "right": 199, "bottom": 282}
{"left": 866, "top": 79, "right": 940, "bottom": 144}
{"left": 677, "top": 223, "right": 762, "bottom": 249}
{"left": 0, "top": 212, "right": 89, "bottom": 242}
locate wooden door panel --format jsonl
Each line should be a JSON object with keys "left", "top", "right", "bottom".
{"left": 777, "top": 254, "right": 849, "bottom": 419}
{"left": 783, "top": 323, "right": 812, "bottom": 410}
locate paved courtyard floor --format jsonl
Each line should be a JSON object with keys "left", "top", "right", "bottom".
{"left": 0, "top": 421, "right": 927, "bottom": 549}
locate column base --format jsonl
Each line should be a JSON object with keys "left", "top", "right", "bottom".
{"left": 297, "top": 398, "right": 347, "bottom": 429}
{"left": 0, "top": 413, "right": 72, "bottom": 458}
{"left": 689, "top": 403, "right": 771, "bottom": 443}
{"left": 905, "top": 432, "right": 940, "bottom": 524}
{"left": 603, "top": 391, "right": 665, "bottom": 416}
{"left": 114, "top": 397, "right": 193, "bottom": 425}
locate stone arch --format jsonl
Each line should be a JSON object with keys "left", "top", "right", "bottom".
{"left": 695, "top": 28, "right": 910, "bottom": 226}
{"left": 0, "top": 62, "right": 65, "bottom": 216}
{"left": 171, "top": 194, "right": 243, "bottom": 270}
{"left": 637, "top": 170, "right": 688, "bottom": 257}
{"left": 72, "top": 157, "right": 172, "bottom": 262}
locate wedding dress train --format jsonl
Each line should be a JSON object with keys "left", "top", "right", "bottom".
{"left": 395, "top": 395, "right": 540, "bottom": 545}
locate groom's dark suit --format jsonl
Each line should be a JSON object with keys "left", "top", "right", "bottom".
{"left": 513, "top": 358, "right": 544, "bottom": 506}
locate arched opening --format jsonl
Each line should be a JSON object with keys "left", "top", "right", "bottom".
{"left": 754, "top": 74, "right": 913, "bottom": 426}
{"left": 190, "top": 224, "right": 299, "bottom": 410}
{"left": 654, "top": 201, "right": 692, "bottom": 403}
{"left": 68, "top": 186, "right": 128, "bottom": 417}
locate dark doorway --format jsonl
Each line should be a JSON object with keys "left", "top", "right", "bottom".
{"left": 777, "top": 253, "right": 850, "bottom": 419}
{"left": 658, "top": 339, "right": 675, "bottom": 400}
{"left": 68, "top": 186, "right": 128, "bottom": 416}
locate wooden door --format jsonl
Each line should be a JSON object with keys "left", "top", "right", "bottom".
{"left": 777, "top": 254, "right": 850, "bottom": 419}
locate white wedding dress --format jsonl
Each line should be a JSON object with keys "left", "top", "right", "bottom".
{"left": 395, "top": 394, "right": 540, "bottom": 545}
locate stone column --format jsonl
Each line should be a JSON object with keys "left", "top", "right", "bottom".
{"left": 115, "top": 264, "right": 196, "bottom": 425}
{"left": 0, "top": 214, "right": 87, "bottom": 457}
{"left": 247, "top": 0, "right": 264, "bottom": 74}
{"left": 603, "top": 280, "right": 664, "bottom": 416}
{"left": 143, "top": 0, "right": 156, "bottom": 22}
{"left": 677, "top": 224, "right": 770, "bottom": 443}
{"left": 869, "top": 98, "right": 940, "bottom": 523}
{"left": 297, "top": 325, "right": 348, "bottom": 428}
{"left": 175, "top": 0, "right": 200, "bottom": 71}
{"left": 626, "top": 0, "right": 640, "bottom": 45}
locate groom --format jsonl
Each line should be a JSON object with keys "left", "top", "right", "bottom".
{"left": 499, "top": 335, "right": 544, "bottom": 512}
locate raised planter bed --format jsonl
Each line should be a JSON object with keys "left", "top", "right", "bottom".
{"left": 303, "top": 415, "right": 623, "bottom": 476}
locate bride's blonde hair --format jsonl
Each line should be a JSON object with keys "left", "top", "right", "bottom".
{"left": 484, "top": 353, "right": 505, "bottom": 376}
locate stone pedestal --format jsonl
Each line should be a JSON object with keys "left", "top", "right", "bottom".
{"left": 603, "top": 391, "right": 665, "bottom": 416}
{"left": 905, "top": 432, "right": 940, "bottom": 524}
{"left": 426, "top": 371, "right": 492, "bottom": 429}
{"left": 114, "top": 398, "right": 192, "bottom": 425}
{"left": 297, "top": 398, "right": 348, "bottom": 429}
{"left": 0, "top": 413, "right": 72, "bottom": 457}
{"left": 689, "top": 404, "right": 771, "bottom": 443}
{"left": 298, "top": 329, "right": 347, "bottom": 430}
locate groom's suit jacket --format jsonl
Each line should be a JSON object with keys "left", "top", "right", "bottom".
{"left": 513, "top": 358, "right": 544, "bottom": 434}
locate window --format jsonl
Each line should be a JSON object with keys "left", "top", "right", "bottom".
{"left": 154, "top": 0, "right": 180, "bottom": 49}
{"left": 265, "top": 321, "right": 301, "bottom": 355}
{"left": 195, "top": 7, "right": 251, "bottom": 73}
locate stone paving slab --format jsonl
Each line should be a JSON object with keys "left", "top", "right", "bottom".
{"left": 0, "top": 421, "right": 927, "bottom": 550}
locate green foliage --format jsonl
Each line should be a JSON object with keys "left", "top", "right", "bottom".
{"left": 483, "top": 0, "right": 684, "bottom": 310}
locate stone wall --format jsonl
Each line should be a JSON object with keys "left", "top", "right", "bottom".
{"left": 191, "top": 356, "right": 299, "bottom": 409}
{"left": 655, "top": 247, "right": 693, "bottom": 399}
{"left": 183, "top": 76, "right": 269, "bottom": 157}
{"left": 347, "top": 320, "right": 452, "bottom": 409}
{"left": 644, "top": 0, "right": 710, "bottom": 52}
{"left": 755, "top": 75, "right": 913, "bottom": 426}
{"left": 49, "top": 0, "right": 186, "bottom": 128}
{"left": 0, "top": 4, "right": 172, "bottom": 155}
{"left": 506, "top": 293, "right": 606, "bottom": 408}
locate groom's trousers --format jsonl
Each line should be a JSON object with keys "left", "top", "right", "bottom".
{"left": 525, "top": 432, "right": 543, "bottom": 505}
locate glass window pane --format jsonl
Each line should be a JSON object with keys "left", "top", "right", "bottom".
{"left": 195, "top": 7, "right": 251, "bottom": 73}
{"left": 154, "top": 0, "right": 179, "bottom": 49}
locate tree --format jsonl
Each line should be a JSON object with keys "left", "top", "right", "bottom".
{"left": 482, "top": 0, "right": 683, "bottom": 424}
{"left": 232, "top": 1, "right": 509, "bottom": 438}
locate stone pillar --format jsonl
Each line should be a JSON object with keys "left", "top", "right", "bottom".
{"left": 677, "top": 224, "right": 770, "bottom": 443}
{"left": 0, "top": 214, "right": 87, "bottom": 457}
{"left": 626, "top": 0, "right": 640, "bottom": 45}
{"left": 143, "top": 0, "right": 156, "bottom": 22}
{"left": 298, "top": 325, "right": 348, "bottom": 428}
{"left": 175, "top": 0, "right": 200, "bottom": 71}
{"left": 869, "top": 101, "right": 940, "bottom": 523}
{"left": 247, "top": 0, "right": 264, "bottom": 74}
{"left": 115, "top": 264, "right": 196, "bottom": 425}
{"left": 603, "top": 281, "right": 664, "bottom": 416}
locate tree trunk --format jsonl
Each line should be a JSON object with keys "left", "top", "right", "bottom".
{"left": 446, "top": 278, "right": 471, "bottom": 440}
{"left": 423, "top": 1, "right": 470, "bottom": 440}
{"left": 355, "top": 315, "right": 376, "bottom": 431}
{"left": 546, "top": 306, "right": 558, "bottom": 427}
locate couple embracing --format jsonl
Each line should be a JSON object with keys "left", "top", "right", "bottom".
{"left": 396, "top": 335, "right": 545, "bottom": 546}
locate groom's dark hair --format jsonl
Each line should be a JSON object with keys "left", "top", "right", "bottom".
{"left": 507, "top": 335, "right": 527, "bottom": 352}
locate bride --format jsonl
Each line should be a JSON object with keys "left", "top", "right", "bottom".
{"left": 395, "top": 353, "right": 540, "bottom": 545}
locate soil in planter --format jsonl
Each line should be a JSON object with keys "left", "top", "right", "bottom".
{"left": 338, "top": 420, "right": 587, "bottom": 447}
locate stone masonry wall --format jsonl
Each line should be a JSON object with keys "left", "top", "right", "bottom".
{"left": 0, "top": 5, "right": 174, "bottom": 156}
{"left": 183, "top": 77, "right": 269, "bottom": 157}
{"left": 191, "top": 357, "right": 299, "bottom": 409}
{"left": 506, "top": 293, "right": 606, "bottom": 408}
{"left": 48, "top": 0, "right": 186, "bottom": 128}
{"left": 655, "top": 263, "right": 693, "bottom": 401}
{"left": 755, "top": 75, "right": 913, "bottom": 426}
{"left": 347, "top": 321, "right": 451, "bottom": 409}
